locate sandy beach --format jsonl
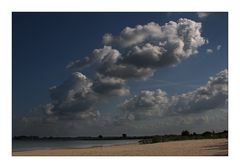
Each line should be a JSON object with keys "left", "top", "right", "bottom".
{"left": 13, "top": 138, "right": 228, "bottom": 156}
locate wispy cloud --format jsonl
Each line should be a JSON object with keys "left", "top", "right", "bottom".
{"left": 206, "top": 48, "right": 214, "bottom": 54}
{"left": 143, "top": 78, "right": 203, "bottom": 89}
{"left": 197, "top": 12, "right": 210, "bottom": 19}
{"left": 217, "top": 45, "right": 222, "bottom": 51}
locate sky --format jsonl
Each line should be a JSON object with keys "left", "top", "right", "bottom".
{"left": 12, "top": 12, "right": 228, "bottom": 137}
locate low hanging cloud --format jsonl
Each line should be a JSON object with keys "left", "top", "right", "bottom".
{"left": 169, "top": 69, "right": 228, "bottom": 114}
{"left": 120, "top": 89, "right": 169, "bottom": 120}
{"left": 44, "top": 71, "right": 131, "bottom": 120}
{"left": 120, "top": 69, "right": 228, "bottom": 120}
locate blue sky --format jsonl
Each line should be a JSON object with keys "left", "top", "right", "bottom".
{"left": 12, "top": 12, "right": 228, "bottom": 136}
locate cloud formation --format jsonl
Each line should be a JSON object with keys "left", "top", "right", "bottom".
{"left": 66, "top": 46, "right": 122, "bottom": 71}
{"left": 68, "top": 18, "right": 206, "bottom": 81}
{"left": 27, "top": 18, "right": 208, "bottom": 123}
{"left": 103, "top": 19, "right": 206, "bottom": 51}
{"left": 120, "top": 89, "right": 169, "bottom": 120}
{"left": 120, "top": 69, "right": 228, "bottom": 120}
{"left": 92, "top": 74, "right": 130, "bottom": 96}
{"left": 197, "top": 12, "right": 210, "bottom": 19}
{"left": 47, "top": 72, "right": 100, "bottom": 120}
{"left": 13, "top": 15, "right": 228, "bottom": 136}
{"left": 105, "top": 18, "right": 205, "bottom": 68}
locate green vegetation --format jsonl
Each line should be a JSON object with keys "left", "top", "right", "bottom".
{"left": 138, "top": 130, "right": 228, "bottom": 144}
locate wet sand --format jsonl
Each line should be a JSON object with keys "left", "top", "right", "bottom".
{"left": 13, "top": 138, "right": 228, "bottom": 156}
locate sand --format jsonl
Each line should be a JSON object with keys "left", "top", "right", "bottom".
{"left": 12, "top": 138, "right": 228, "bottom": 156}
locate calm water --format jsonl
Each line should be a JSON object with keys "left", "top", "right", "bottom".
{"left": 12, "top": 139, "right": 139, "bottom": 152}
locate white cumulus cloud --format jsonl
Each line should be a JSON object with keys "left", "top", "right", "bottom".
{"left": 69, "top": 18, "right": 206, "bottom": 80}
{"left": 120, "top": 69, "right": 228, "bottom": 120}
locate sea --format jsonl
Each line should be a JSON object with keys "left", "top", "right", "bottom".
{"left": 12, "top": 139, "right": 139, "bottom": 152}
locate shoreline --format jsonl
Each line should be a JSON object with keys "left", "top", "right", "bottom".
{"left": 12, "top": 139, "right": 139, "bottom": 152}
{"left": 13, "top": 142, "right": 138, "bottom": 152}
{"left": 13, "top": 138, "right": 228, "bottom": 156}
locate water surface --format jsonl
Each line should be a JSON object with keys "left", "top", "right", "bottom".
{"left": 12, "top": 139, "right": 139, "bottom": 152}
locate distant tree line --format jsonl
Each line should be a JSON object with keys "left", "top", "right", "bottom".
{"left": 139, "top": 130, "right": 228, "bottom": 144}
{"left": 13, "top": 130, "right": 228, "bottom": 143}
{"left": 13, "top": 133, "right": 132, "bottom": 141}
